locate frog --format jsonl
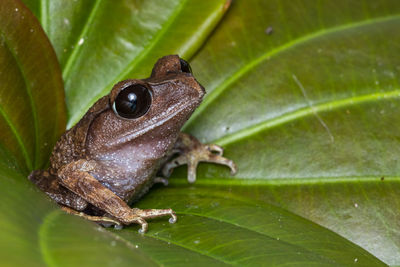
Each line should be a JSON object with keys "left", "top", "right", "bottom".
{"left": 29, "top": 55, "right": 237, "bottom": 233}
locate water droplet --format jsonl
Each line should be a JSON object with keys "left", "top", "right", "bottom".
{"left": 265, "top": 26, "right": 273, "bottom": 35}
{"left": 78, "top": 38, "right": 85, "bottom": 45}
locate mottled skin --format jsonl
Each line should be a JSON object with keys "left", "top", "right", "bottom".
{"left": 29, "top": 55, "right": 237, "bottom": 233}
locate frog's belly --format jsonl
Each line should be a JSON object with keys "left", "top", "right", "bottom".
{"left": 86, "top": 131, "right": 177, "bottom": 202}
{"left": 89, "top": 158, "right": 162, "bottom": 203}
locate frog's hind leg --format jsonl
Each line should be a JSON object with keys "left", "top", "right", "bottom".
{"left": 162, "top": 133, "right": 237, "bottom": 183}
{"left": 57, "top": 160, "right": 177, "bottom": 233}
{"left": 28, "top": 169, "right": 88, "bottom": 211}
{"left": 60, "top": 206, "right": 122, "bottom": 227}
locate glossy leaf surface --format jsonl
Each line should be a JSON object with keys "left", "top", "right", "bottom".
{"left": 184, "top": 0, "right": 400, "bottom": 265}
{"left": 1, "top": 0, "right": 399, "bottom": 266}
{"left": 0, "top": 0, "right": 65, "bottom": 171}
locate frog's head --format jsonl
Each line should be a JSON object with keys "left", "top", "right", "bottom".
{"left": 88, "top": 55, "right": 205, "bottom": 151}
{"left": 109, "top": 55, "right": 205, "bottom": 123}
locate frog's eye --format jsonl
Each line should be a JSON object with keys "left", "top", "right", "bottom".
{"left": 179, "top": 58, "right": 192, "bottom": 73}
{"left": 113, "top": 84, "right": 152, "bottom": 119}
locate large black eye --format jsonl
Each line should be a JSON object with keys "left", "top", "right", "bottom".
{"left": 113, "top": 84, "right": 152, "bottom": 119}
{"left": 179, "top": 58, "right": 192, "bottom": 73}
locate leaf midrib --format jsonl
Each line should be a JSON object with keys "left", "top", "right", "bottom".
{"left": 0, "top": 105, "right": 31, "bottom": 170}
{"left": 215, "top": 88, "right": 400, "bottom": 146}
{"left": 185, "top": 14, "right": 400, "bottom": 133}
{"left": 62, "top": 0, "right": 102, "bottom": 81}
{"left": 0, "top": 31, "right": 38, "bottom": 170}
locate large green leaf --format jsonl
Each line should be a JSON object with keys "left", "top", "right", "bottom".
{"left": 184, "top": 0, "right": 400, "bottom": 265}
{"left": 2, "top": 0, "right": 399, "bottom": 266}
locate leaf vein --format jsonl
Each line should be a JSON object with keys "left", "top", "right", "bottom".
{"left": 62, "top": 0, "right": 102, "bottom": 81}
{"left": 215, "top": 89, "right": 400, "bottom": 146}
{"left": 0, "top": 32, "right": 38, "bottom": 169}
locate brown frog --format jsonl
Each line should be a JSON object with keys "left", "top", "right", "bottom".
{"left": 29, "top": 55, "right": 237, "bottom": 233}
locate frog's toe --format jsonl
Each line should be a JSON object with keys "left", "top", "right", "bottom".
{"left": 169, "top": 216, "right": 177, "bottom": 224}
{"left": 135, "top": 217, "right": 148, "bottom": 234}
{"left": 206, "top": 144, "right": 224, "bottom": 156}
{"left": 202, "top": 150, "right": 238, "bottom": 176}
{"left": 162, "top": 154, "right": 187, "bottom": 177}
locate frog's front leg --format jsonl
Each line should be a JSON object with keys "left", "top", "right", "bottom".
{"left": 58, "top": 159, "right": 177, "bottom": 233}
{"left": 162, "top": 133, "right": 237, "bottom": 183}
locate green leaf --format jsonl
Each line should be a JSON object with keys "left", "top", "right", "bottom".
{"left": 184, "top": 0, "right": 400, "bottom": 265}
{"left": 0, "top": 0, "right": 65, "bottom": 171}
{"left": 22, "top": 0, "right": 231, "bottom": 128}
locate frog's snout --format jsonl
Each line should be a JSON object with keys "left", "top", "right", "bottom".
{"left": 197, "top": 82, "right": 206, "bottom": 98}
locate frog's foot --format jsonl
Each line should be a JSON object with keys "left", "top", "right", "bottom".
{"left": 162, "top": 134, "right": 237, "bottom": 183}
{"left": 127, "top": 208, "right": 177, "bottom": 233}
{"left": 61, "top": 206, "right": 176, "bottom": 233}
{"left": 61, "top": 206, "right": 122, "bottom": 226}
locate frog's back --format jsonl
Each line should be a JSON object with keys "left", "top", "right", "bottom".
{"left": 49, "top": 96, "right": 109, "bottom": 173}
